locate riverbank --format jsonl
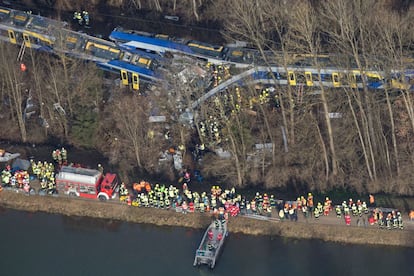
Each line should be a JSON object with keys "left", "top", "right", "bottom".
{"left": 1, "top": 189, "right": 413, "bottom": 248}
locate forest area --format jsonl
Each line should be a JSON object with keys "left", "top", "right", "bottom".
{"left": 1, "top": 0, "right": 414, "bottom": 195}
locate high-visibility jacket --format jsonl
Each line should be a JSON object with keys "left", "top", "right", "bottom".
{"left": 369, "top": 195, "right": 375, "bottom": 205}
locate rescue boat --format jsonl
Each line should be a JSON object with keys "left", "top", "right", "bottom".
{"left": 193, "top": 219, "right": 228, "bottom": 269}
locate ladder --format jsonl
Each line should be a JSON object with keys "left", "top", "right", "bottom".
{"left": 17, "top": 41, "right": 26, "bottom": 62}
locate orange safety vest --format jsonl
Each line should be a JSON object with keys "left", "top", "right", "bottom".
{"left": 133, "top": 183, "right": 141, "bottom": 191}
{"left": 308, "top": 197, "right": 314, "bottom": 207}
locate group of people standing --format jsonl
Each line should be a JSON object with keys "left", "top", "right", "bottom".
{"left": 73, "top": 11, "right": 89, "bottom": 26}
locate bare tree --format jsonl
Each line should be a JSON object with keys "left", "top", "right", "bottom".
{"left": 289, "top": 0, "right": 339, "bottom": 177}
{"left": 0, "top": 44, "right": 27, "bottom": 142}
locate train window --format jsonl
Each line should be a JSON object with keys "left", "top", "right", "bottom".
{"left": 155, "top": 34, "right": 169, "bottom": 40}
{"left": 231, "top": 50, "right": 243, "bottom": 57}
{"left": 131, "top": 56, "right": 139, "bottom": 64}
{"left": 67, "top": 36, "right": 77, "bottom": 44}
{"left": 296, "top": 73, "right": 306, "bottom": 84}
{"left": 13, "top": 13, "right": 28, "bottom": 25}
{"left": 320, "top": 74, "right": 331, "bottom": 82}
{"left": 312, "top": 73, "right": 320, "bottom": 82}
{"left": 346, "top": 73, "right": 356, "bottom": 88}
{"left": 138, "top": 57, "right": 152, "bottom": 68}
{"left": 266, "top": 72, "right": 274, "bottom": 79}
{"left": 366, "top": 75, "right": 381, "bottom": 83}
{"left": 305, "top": 72, "right": 313, "bottom": 86}
{"left": 123, "top": 53, "right": 132, "bottom": 62}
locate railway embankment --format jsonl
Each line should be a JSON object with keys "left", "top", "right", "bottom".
{"left": 1, "top": 189, "right": 413, "bottom": 248}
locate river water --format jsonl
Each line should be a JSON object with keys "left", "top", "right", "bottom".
{"left": 0, "top": 3, "right": 413, "bottom": 275}
{"left": 0, "top": 209, "right": 413, "bottom": 276}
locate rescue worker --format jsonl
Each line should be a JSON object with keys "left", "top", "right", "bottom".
{"left": 345, "top": 214, "right": 351, "bottom": 225}
{"left": 98, "top": 164, "right": 104, "bottom": 174}
{"left": 52, "top": 150, "right": 58, "bottom": 162}
{"left": 307, "top": 193, "right": 314, "bottom": 215}
{"left": 288, "top": 205, "right": 295, "bottom": 221}
{"left": 245, "top": 201, "right": 251, "bottom": 214}
{"left": 348, "top": 198, "right": 354, "bottom": 209}
{"left": 82, "top": 11, "right": 89, "bottom": 25}
{"left": 61, "top": 147, "right": 67, "bottom": 162}
{"left": 73, "top": 11, "right": 83, "bottom": 25}
{"left": 278, "top": 208, "right": 285, "bottom": 220}
{"left": 323, "top": 200, "right": 330, "bottom": 216}
{"left": 335, "top": 205, "right": 342, "bottom": 218}
{"left": 57, "top": 149, "right": 62, "bottom": 165}
{"left": 119, "top": 183, "right": 128, "bottom": 197}
{"left": 378, "top": 211, "right": 385, "bottom": 228}
{"left": 40, "top": 179, "right": 47, "bottom": 190}
{"left": 351, "top": 203, "right": 357, "bottom": 216}
{"left": 317, "top": 202, "right": 323, "bottom": 215}
{"left": 392, "top": 212, "right": 398, "bottom": 229}
{"left": 249, "top": 199, "right": 256, "bottom": 214}
{"left": 10, "top": 175, "right": 16, "bottom": 187}
{"left": 23, "top": 181, "right": 31, "bottom": 194}
{"left": 208, "top": 229, "right": 213, "bottom": 240}
{"left": 182, "top": 201, "right": 188, "bottom": 214}
{"left": 362, "top": 201, "right": 368, "bottom": 214}
{"left": 357, "top": 203, "right": 363, "bottom": 217}
{"left": 270, "top": 195, "right": 276, "bottom": 210}
{"left": 386, "top": 213, "right": 392, "bottom": 230}
{"left": 369, "top": 194, "right": 375, "bottom": 207}
{"left": 302, "top": 205, "right": 308, "bottom": 218}
{"left": 410, "top": 210, "right": 414, "bottom": 221}
{"left": 183, "top": 171, "right": 191, "bottom": 183}
{"left": 397, "top": 212, "right": 403, "bottom": 230}
{"left": 48, "top": 180, "right": 55, "bottom": 193}
{"left": 314, "top": 207, "right": 320, "bottom": 219}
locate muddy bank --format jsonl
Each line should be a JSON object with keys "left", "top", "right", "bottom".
{"left": 1, "top": 190, "right": 413, "bottom": 248}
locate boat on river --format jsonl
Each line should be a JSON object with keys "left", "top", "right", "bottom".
{"left": 193, "top": 219, "right": 228, "bottom": 269}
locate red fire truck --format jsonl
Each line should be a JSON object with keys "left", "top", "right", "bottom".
{"left": 55, "top": 166, "right": 119, "bottom": 200}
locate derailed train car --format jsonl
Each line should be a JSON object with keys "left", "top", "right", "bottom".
{"left": 0, "top": 6, "right": 162, "bottom": 90}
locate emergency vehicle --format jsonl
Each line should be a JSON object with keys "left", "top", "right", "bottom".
{"left": 55, "top": 166, "right": 119, "bottom": 200}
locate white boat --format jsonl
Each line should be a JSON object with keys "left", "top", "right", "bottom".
{"left": 193, "top": 219, "right": 228, "bottom": 269}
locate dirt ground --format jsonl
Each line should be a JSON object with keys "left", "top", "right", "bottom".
{"left": 1, "top": 189, "right": 413, "bottom": 248}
